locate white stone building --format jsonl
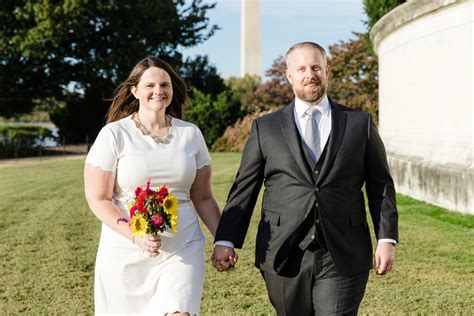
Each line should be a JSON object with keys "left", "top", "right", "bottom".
{"left": 370, "top": 0, "right": 473, "bottom": 214}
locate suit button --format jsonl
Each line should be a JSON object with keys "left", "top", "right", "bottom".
{"left": 315, "top": 218, "right": 320, "bottom": 224}
{"left": 315, "top": 187, "right": 320, "bottom": 192}
{"left": 314, "top": 170, "right": 319, "bottom": 175}
{"left": 310, "top": 234, "right": 315, "bottom": 240}
{"left": 315, "top": 202, "right": 319, "bottom": 207}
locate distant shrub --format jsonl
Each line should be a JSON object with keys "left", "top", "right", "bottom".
{"left": 212, "top": 110, "right": 273, "bottom": 152}
{"left": 0, "top": 125, "right": 53, "bottom": 158}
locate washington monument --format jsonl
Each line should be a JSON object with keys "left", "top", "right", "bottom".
{"left": 241, "top": 0, "right": 262, "bottom": 77}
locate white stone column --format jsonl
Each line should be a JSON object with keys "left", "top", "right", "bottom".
{"left": 241, "top": 0, "right": 262, "bottom": 77}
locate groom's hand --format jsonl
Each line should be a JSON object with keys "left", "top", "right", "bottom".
{"left": 374, "top": 242, "right": 395, "bottom": 275}
{"left": 211, "top": 245, "right": 238, "bottom": 272}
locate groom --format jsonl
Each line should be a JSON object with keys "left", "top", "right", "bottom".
{"left": 212, "top": 41, "right": 398, "bottom": 315}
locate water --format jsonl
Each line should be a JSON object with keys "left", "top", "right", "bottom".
{"left": 0, "top": 122, "right": 60, "bottom": 147}
{"left": 42, "top": 127, "right": 59, "bottom": 147}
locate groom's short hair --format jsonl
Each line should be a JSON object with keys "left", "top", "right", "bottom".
{"left": 285, "top": 42, "right": 328, "bottom": 67}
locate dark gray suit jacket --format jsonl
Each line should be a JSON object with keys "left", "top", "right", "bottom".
{"left": 215, "top": 100, "right": 398, "bottom": 277}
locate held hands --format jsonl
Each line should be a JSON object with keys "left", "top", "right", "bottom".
{"left": 134, "top": 234, "right": 161, "bottom": 257}
{"left": 374, "top": 242, "right": 396, "bottom": 275}
{"left": 211, "top": 245, "right": 238, "bottom": 272}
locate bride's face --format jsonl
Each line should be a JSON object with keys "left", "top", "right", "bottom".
{"left": 131, "top": 67, "right": 173, "bottom": 112}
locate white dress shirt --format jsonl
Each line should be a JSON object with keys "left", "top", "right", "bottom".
{"left": 215, "top": 94, "right": 395, "bottom": 248}
{"left": 294, "top": 94, "right": 332, "bottom": 157}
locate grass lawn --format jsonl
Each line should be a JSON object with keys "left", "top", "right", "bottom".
{"left": 0, "top": 153, "right": 473, "bottom": 314}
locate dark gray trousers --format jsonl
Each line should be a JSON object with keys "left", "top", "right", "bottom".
{"left": 261, "top": 246, "right": 369, "bottom": 315}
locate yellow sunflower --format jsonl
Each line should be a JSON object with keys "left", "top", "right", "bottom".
{"left": 170, "top": 214, "right": 178, "bottom": 233}
{"left": 163, "top": 194, "right": 178, "bottom": 216}
{"left": 127, "top": 200, "right": 136, "bottom": 209}
{"left": 131, "top": 214, "right": 148, "bottom": 237}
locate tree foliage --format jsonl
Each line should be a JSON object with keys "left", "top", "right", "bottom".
{"left": 245, "top": 56, "right": 294, "bottom": 112}
{"left": 1, "top": 0, "right": 218, "bottom": 142}
{"left": 182, "top": 68, "right": 256, "bottom": 148}
{"left": 179, "top": 55, "right": 227, "bottom": 100}
{"left": 212, "top": 57, "right": 293, "bottom": 152}
{"left": 183, "top": 88, "right": 241, "bottom": 147}
{"left": 327, "top": 33, "right": 379, "bottom": 119}
{"left": 225, "top": 74, "right": 261, "bottom": 111}
{"left": 363, "top": 0, "right": 406, "bottom": 28}
{"left": 212, "top": 110, "right": 271, "bottom": 152}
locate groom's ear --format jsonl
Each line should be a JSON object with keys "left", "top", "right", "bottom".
{"left": 285, "top": 68, "right": 292, "bottom": 84}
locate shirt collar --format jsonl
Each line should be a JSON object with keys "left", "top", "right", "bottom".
{"left": 294, "top": 94, "right": 331, "bottom": 119}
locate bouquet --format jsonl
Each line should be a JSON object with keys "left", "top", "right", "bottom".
{"left": 127, "top": 180, "right": 178, "bottom": 237}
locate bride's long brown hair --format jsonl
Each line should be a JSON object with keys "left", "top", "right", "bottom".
{"left": 106, "top": 57, "right": 188, "bottom": 123}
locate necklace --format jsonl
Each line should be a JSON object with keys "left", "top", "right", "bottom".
{"left": 134, "top": 113, "right": 173, "bottom": 144}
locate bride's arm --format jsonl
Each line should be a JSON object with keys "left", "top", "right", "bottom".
{"left": 84, "top": 164, "right": 133, "bottom": 239}
{"left": 190, "top": 165, "right": 221, "bottom": 238}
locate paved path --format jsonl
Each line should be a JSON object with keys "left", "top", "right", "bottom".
{"left": 0, "top": 154, "right": 85, "bottom": 168}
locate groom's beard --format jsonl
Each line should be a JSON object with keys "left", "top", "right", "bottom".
{"left": 294, "top": 80, "right": 327, "bottom": 104}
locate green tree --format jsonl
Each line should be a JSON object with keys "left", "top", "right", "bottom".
{"left": 246, "top": 56, "right": 293, "bottom": 112}
{"left": 328, "top": 33, "right": 379, "bottom": 119}
{"left": 211, "top": 57, "right": 294, "bottom": 152}
{"left": 179, "top": 55, "right": 227, "bottom": 99}
{"left": 1, "top": 0, "right": 217, "bottom": 142}
{"left": 363, "top": 0, "right": 406, "bottom": 54}
{"left": 184, "top": 88, "right": 241, "bottom": 147}
{"left": 0, "top": 0, "right": 60, "bottom": 117}
{"left": 224, "top": 74, "right": 261, "bottom": 112}
{"left": 363, "top": 0, "right": 406, "bottom": 28}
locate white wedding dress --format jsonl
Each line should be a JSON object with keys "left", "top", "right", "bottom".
{"left": 85, "top": 115, "right": 211, "bottom": 315}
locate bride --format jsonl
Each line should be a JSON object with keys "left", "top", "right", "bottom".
{"left": 84, "top": 56, "right": 222, "bottom": 315}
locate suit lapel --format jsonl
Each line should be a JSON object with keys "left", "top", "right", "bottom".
{"left": 279, "top": 102, "right": 314, "bottom": 184}
{"left": 316, "top": 100, "right": 346, "bottom": 186}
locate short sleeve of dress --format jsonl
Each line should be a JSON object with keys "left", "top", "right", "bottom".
{"left": 85, "top": 125, "right": 118, "bottom": 173}
{"left": 195, "top": 126, "right": 211, "bottom": 169}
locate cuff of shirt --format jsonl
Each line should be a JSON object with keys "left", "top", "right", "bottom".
{"left": 214, "top": 240, "right": 235, "bottom": 248}
{"left": 378, "top": 238, "right": 397, "bottom": 245}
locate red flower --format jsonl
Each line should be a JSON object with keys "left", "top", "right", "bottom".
{"left": 136, "top": 190, "right": 147, "bottom": 209}
{"left": 150, "top": 214, "right": 164, "bottom": 228}
{"left": 129, "top": 205, "right": 138, "bottom": 218}
{"left": 138, "top": 206, "right": 148, "bottom": 215}
{"left": 135, "top": 186, "right": 143, "bottom": 197}
{"left": 144, "top": 180, "right": 153, "bottom": 195}
{"left": 158, "top": 186, "right": 168, "bottom": 202}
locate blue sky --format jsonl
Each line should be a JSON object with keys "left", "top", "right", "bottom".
{"left": 181, "top": 0, "right": 367, "bottom": 79}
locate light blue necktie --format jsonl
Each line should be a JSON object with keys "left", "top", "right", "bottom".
{"left": 304, "top": 107, "right": 321, "bottom": 163}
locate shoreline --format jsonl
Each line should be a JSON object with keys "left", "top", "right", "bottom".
{"left": 0, "top": 154, "right": 85, "bottom": 168}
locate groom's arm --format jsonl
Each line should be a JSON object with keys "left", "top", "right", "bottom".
{"left": 364, "top": 114, "right": 398, "bottom": 275}
{"left": 214, "top": 119, "right": 265, "bottom": 247}
{"left": 212, "top": 120, "right": 265, "bottom": 271}
{"left": 364, "top": 114, "right": 398, "bottom": 242}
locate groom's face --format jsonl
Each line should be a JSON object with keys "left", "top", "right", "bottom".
{"left": 285, "top": 46, "right": 329, "bottom": 104}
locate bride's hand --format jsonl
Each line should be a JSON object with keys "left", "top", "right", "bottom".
{"left": 134, "top": 234, "right": 161, "bottom": 257}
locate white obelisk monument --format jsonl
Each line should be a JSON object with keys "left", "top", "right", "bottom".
{"left": 241, "top": 0, "right": 262, "bottom": 77}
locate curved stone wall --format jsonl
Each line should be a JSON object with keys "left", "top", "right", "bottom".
{"left": 371, "top": 0, "right": 473, "bottom": 214}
